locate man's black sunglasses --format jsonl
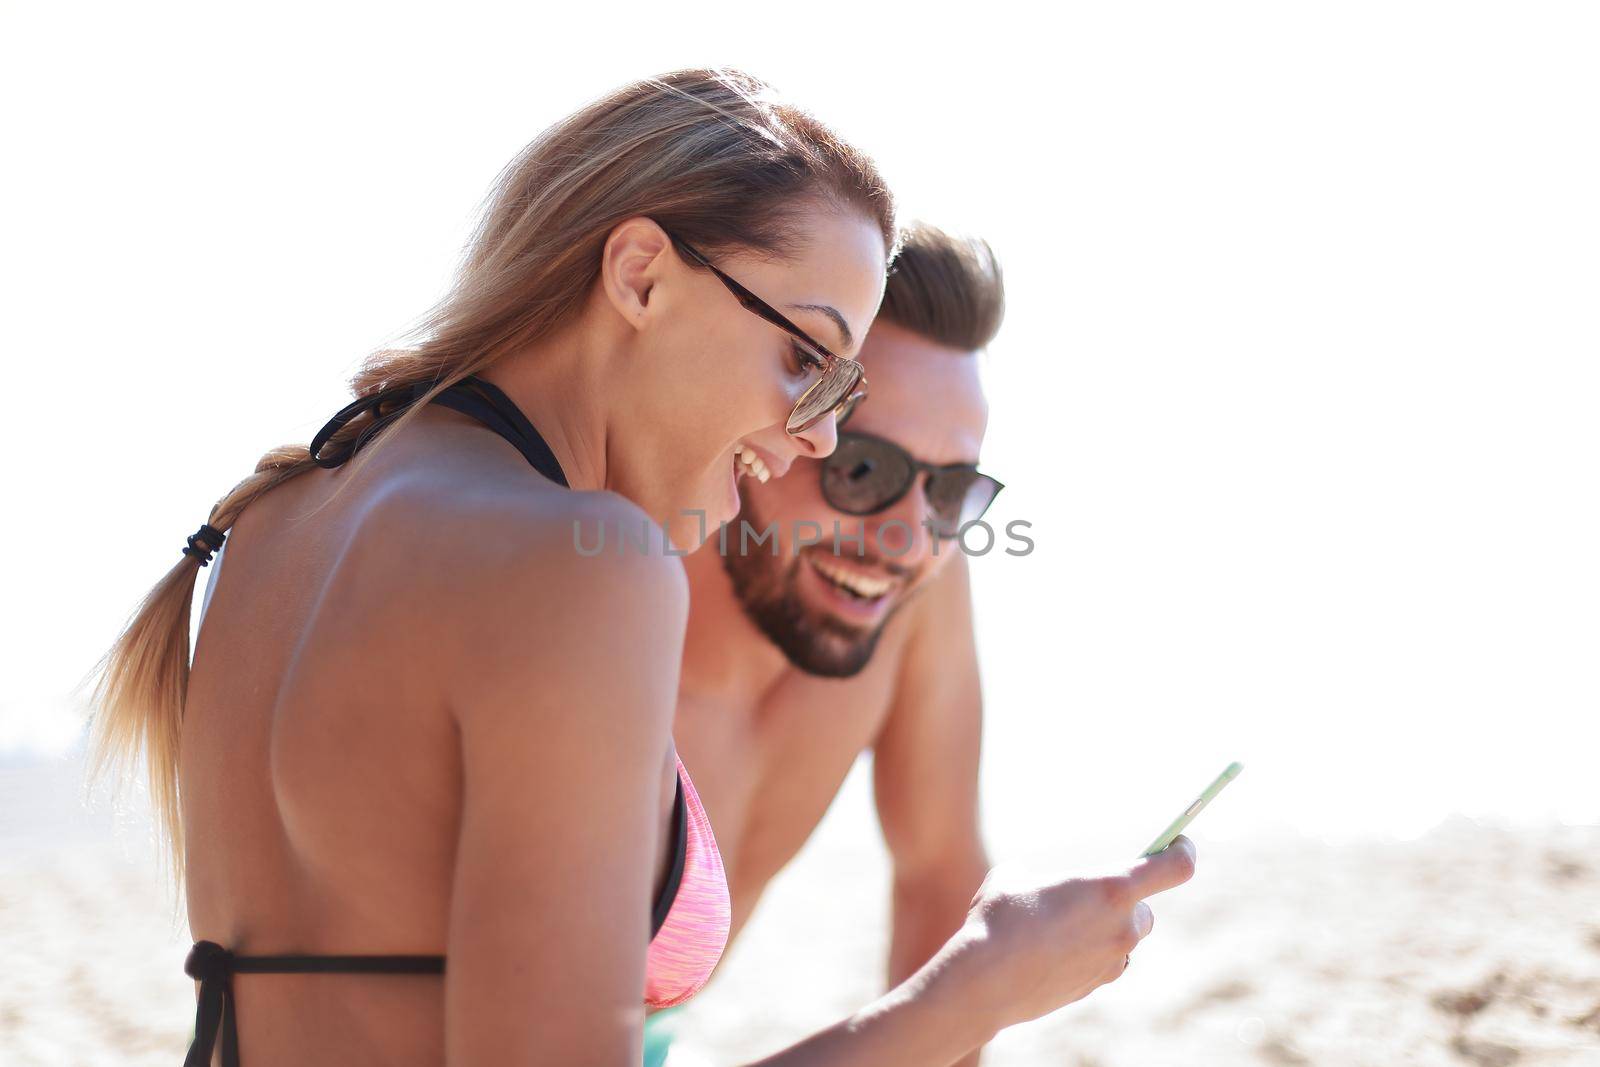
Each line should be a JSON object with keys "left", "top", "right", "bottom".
{"left": 821, "top": 430, "right": 1004, "bottom": 539}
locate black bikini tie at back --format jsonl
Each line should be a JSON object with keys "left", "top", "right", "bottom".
{"left": 181, "top": 778, "right": 686, "bottom": 1067}
{"left": 183, "top": 524, "right": 226, "bottom": 567}
{"left": 183, "top": 940, "right": 444, "bottom": 1067}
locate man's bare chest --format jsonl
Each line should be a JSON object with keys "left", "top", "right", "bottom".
{"left": 673, "top": 658, "right": 900, "bottom": 912}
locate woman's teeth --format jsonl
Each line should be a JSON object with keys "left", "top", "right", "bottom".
{"left": 736, "top": 445, "right": 770, "bottom": 483}
{"left": 811, "top": 557, "right": 892, "bottom": 600}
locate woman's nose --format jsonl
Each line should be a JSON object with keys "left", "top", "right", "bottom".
{"left": 790, "top": 409, "right": 839, "bottom": 459}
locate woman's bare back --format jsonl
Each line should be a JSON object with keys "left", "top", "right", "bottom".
{"left": 179, "top": 405, "right": 680, "bottom": 1064}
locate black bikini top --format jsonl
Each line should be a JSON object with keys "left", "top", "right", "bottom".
{"left": 182, "top": 373, "right": 689, "bottom": 1067}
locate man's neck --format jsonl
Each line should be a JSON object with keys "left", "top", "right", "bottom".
{"left": 677, "top": 542, "right": 798, "bottom": 707}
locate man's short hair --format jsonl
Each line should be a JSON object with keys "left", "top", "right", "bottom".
{"left": 878, "top": 221, "right": 1005, "bottom": 351}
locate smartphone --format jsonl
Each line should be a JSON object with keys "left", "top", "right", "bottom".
{"left": 1139, "top": 761, "right": 1243, "bottom": 857}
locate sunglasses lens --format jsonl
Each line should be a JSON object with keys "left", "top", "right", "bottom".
{"left": 833, "top": 390, "right": 864, "bottom": 428}
{"left": 787, "top": 359, "right": 865, "bottom": 434}
{"left": 925, "top": 471, "right": 1003, "bottom": 538}
{"left": 821, "top": 434, "right": 913, "bottom": 515}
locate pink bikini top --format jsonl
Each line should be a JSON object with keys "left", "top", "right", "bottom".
{"left": 181, "top": 376, "right": 730, "bottom": 1067}
{"left": 646, "top": 752, "right": 730, "bottom": 1007}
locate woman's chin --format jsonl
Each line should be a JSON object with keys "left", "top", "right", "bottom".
{"left": 708, "top": 458, "right": 744, "bottom": 534}
{"left": 657, "top": 457, "right": 747, "bottom": 554}
{"left": 664, "top": 490, "right": 735, "bottom": 555}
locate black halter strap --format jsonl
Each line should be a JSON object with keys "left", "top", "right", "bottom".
{"left": 307, "top": 374, "right": 569, "bottom": 488}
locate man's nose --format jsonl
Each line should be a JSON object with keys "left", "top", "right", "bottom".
{"left": 866, "top": 474, "right": 936, "bottom": 569}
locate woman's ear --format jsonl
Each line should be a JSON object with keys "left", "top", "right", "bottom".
{"left": 599, "top": 217, "right": 671, "bottom": 331}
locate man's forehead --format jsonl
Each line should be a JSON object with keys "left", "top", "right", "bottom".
{"left": 849, "top": 320, "right": 988, "bottom": 465}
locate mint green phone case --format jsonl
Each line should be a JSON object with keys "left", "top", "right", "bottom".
{"left": 1139, "top": 761, "right": 1243, "bottom": 857}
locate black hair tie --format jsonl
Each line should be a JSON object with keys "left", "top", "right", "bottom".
{"left": 184, "top": 524, "right": 226, "bottom": 567}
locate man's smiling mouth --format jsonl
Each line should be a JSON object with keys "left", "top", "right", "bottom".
{"left": 809, "top": 555, "right": 892, "bottom": 600}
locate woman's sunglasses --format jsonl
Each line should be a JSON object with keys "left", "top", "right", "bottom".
{"left": 666, "top": 232, "right": 868, "bottom": 435}
{"left": 821, "top": 430, "right": 1005, "bottom": 540}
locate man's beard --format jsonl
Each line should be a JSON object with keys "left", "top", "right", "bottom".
{"left": 719, "top": 501, "right": 907, "bottom": 679}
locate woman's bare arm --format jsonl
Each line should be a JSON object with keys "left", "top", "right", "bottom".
{"left": 442, "top": 513, "right": 688, "bottom": 1067}
{"left": 739, "top": 841, "right": 1198, "bottom": 1067}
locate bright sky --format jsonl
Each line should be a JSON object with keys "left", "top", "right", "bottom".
{"left": 3, "top": 3, "right": 1596, "bottom": 843}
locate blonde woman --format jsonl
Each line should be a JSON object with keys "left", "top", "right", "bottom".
{"left": 92, "top": 69, "right": 1195, "bottom": 1067}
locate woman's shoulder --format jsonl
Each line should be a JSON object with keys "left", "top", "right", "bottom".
{"left": 348, "top": 474, "right": 688, "bottom": 688}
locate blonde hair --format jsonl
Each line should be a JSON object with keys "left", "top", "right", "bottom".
{"left": 89, "top": 68, "right": 897, "bottom": 869}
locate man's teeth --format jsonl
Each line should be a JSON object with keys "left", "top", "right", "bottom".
{"left": 736, "top": 445, "right": 770, "bottom": 483}
{"left": 811, "top": 557, "right": 891, "bottom": 599}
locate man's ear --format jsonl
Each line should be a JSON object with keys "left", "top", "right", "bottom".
{"left": 599, "top": 216, "right": 671, "bottom": 332}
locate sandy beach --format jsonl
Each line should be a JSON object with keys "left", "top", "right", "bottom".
{"left": 2, "top": 751, "right": 1595, "bottom": 1066}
